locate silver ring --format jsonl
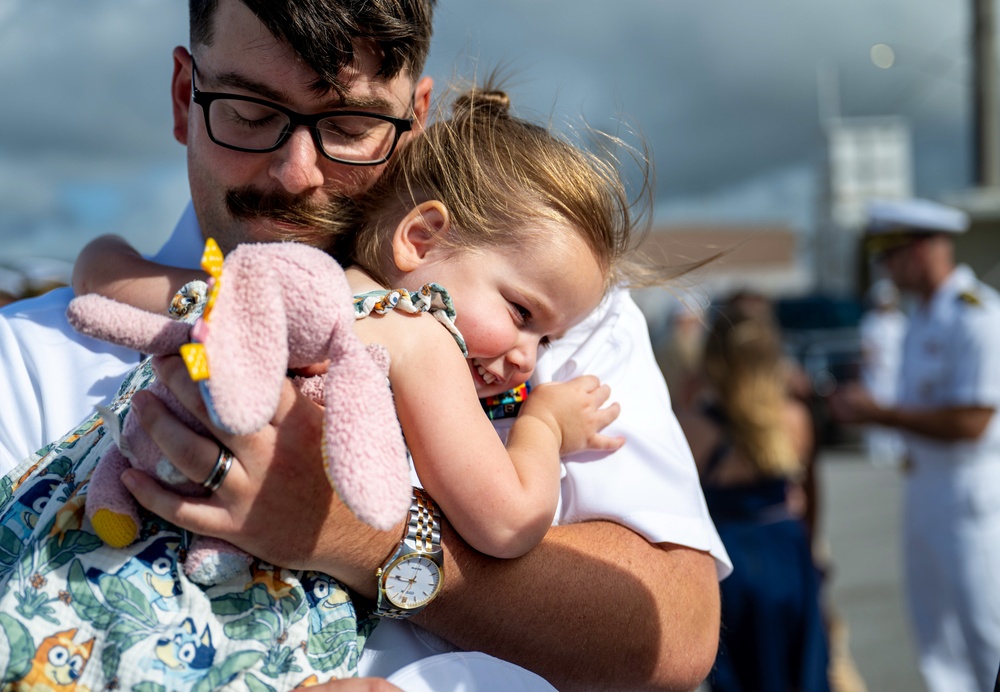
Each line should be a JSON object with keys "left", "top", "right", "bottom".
{"left": 202, "top": 445, "right": 234, "bottom": 492}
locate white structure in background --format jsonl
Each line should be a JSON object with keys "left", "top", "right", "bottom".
{"left": 820, "top": 116, "right": 914, "bottom": 293}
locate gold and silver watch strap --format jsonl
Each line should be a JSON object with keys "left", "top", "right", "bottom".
{"left": 408, "top": 487, "right": 440, "bottom": 553}
{"left": 374, "top": 487, "right": 443, "bottom": 619}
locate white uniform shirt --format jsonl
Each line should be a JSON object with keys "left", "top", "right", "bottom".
{"left": 0, "top": 205, "right": 204, "bottom": 471}
{"left": 860, "top": 307, "right": 907, "bottom": 406}
{"left": 0, "top": 202, "right": 731, "bottom": 681}
{"left": 898, "top": 264, "right": 1000, "bottom": 471}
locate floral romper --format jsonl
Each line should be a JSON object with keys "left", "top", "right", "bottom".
{"left": 0, "top": 284, "right": 462, "bottom": 691}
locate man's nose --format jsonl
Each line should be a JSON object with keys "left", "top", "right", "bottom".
{"left": 268, "top": 126, "right": 325, "bottom": 194}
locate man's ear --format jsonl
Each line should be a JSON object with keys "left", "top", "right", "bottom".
{"left": 392, "top": 200, "right": 450, "bottom": 272}
{"left": 172, "top": 46, "right": 193, "bottom": 145}
{"left": 411, "top": 76, "right": 434, "bottom": 131}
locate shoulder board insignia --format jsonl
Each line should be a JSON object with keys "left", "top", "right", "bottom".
{"left": 958, "top": 291, "right": 981, "bottom": 307}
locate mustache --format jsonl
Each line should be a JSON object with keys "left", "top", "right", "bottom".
{"left": 224, "top": 186, "right": 361, "bottom": 257}
{"left": 225, "top": 187, "right": 321, "bottom": 224}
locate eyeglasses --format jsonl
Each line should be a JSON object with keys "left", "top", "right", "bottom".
{"left": 190, "top": 59, "right": 413, "bottom": 166}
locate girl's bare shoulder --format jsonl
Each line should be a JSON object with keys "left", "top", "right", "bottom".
{"left": 353, "top": 307, "right": 463, "bottom": 370}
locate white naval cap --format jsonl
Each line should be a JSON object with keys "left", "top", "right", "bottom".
{"left": 866, "top": 198, "right": 970, "bottom": 235}
{"left": 864, "top": 198, "right": 969, "bottom": 255}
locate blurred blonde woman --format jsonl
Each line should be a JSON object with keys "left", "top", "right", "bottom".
{"left": 678, "top": 300, "right": 830, "bottom": 692}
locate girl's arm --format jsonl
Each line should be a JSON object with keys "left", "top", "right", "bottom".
{"left": 360, "top": 313, "right": 622, "bottom": 559}
{"left": 72, "top": 234, "right": 206, "bottom": 314}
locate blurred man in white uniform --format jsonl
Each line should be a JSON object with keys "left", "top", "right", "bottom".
{"left": 830, "top": 198, "right": 1000, "bottom": 692}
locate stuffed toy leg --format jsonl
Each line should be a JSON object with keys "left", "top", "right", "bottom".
{"left": 67, "top": 240, "right": 410, "bottom": 585}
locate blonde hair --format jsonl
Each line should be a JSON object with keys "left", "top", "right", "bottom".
{"left": 703, "top": 303, "right": 800, "bottom": 478}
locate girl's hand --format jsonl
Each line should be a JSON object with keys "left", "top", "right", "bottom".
{"left": 520, "top": 375, "right": 624, "bottom": 456}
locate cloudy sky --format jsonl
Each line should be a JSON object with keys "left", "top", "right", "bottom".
{"left": 0, "top": 0, "right": 972, "bottom": 273}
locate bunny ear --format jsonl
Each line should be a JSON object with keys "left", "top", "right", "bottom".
{"left": 322, "top": 329, "right": 411, "bottom": 531}
{"left": 199, "top": 245, "right": 290, "bottom": 435}
{"left": 67, "top": 294, "right": 192, "bottom": 354}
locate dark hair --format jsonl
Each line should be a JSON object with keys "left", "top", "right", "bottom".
{"left": 189, "top": 0, "right": 436, "bottom": 92}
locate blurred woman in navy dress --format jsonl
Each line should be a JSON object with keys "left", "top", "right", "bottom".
{"left": 678, "top": 300, "right": 830, "bottom": 692}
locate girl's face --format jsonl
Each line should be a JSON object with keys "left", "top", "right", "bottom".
{"left": 405, "top": 221, "right": 607, "bottom": 398}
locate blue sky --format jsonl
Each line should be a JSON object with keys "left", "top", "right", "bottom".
{"left": 0, "top": 0, "right": 971, "bottom": 267}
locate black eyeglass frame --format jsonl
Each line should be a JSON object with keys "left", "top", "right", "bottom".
{"left": 190, "top": 59, "right": 413, "bottom": 166}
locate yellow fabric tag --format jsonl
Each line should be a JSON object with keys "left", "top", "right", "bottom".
{"left": 201, "top": 237, "right": 224, "bottom": 277}
{"left": 201, "top": 238, "right": 224, "bottom": 320}
{"left": 180, "top": 342, "right": 210, "bottom": 381}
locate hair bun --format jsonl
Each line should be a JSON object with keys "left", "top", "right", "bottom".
{"left": 452, "top": 88, "right": 511, "bottom": 119}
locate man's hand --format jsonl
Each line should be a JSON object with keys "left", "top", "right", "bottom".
{"left": 827, "top": 382, "right": 882, "bottom": 425}
{"left": 122, "top": 354, "right": 399, "bottom": 593}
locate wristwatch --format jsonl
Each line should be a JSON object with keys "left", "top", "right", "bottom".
{"left": 374, "top": 487, "right": 444, "bottom": 619}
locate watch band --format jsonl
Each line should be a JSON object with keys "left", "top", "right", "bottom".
{"left": 374, "top": 487, "right": 443, "bottom": 619}
{"left": 407, "top": 487, "right": 441, "bottom": 554}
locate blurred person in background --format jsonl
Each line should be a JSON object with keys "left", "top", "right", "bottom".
{"left": 678, "top": 299, "right": 831, "bottom": 692}
{"left": 858, "top": 278, "right": 907, "bottom": 468}
{"left": 829, "top": 198, "right": 1000, "bottom": 692}
{"left": 654, "top": 299, "right": 707, "bottom": 413}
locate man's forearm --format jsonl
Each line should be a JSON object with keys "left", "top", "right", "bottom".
{"left": 415, "top": 519, "right": 720, "bottom": 691}
{"left": 877, "top": 405, "right": 994, "bottom": 441}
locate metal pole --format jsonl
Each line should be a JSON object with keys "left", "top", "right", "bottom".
{"left": 973, "top": 0, "right": 1000, "bottom": 187}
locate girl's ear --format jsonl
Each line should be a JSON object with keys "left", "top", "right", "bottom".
{"left": 391, "top": 200, "right": 451, "bottom": 272}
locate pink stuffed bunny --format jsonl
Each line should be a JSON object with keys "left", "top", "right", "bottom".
{"left": 66, "top": 240, "right": 410, "bottom": 585}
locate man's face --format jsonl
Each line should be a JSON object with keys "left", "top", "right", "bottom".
{"left": 171, "top": 0, "right": 432, "bottom": 253}
{"left": 879, "top": 237, "right": 922, "bottom": 293}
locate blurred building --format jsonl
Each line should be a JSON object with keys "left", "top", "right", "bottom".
{"left": 820, "top": 116, "right": 914, "bottom": 296}
{"left": 945, "top": 187, "right": 1000, "bottom": 291}
{"left": 631, "top": 222, "right": 807, "bottom": 342}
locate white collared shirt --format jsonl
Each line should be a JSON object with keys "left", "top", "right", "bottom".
{"left": 0, "top": 205, "right": 204, "bottom": 472}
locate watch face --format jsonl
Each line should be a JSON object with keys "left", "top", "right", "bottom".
{"left": 383, "top": 555, "right": 442, "bottom": 610}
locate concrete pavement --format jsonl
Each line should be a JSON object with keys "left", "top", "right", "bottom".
{"left": 818, "top": 448, "right": 925, "bottom": 692}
